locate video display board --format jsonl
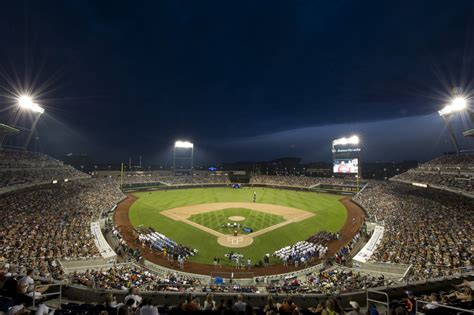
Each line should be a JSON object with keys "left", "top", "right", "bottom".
{"left": 333, "top": 158, "right": 359, "bottom": 174}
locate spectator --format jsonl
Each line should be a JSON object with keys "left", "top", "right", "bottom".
{"left": 118, "top": 298, "right": 136, "bottom": 315}
{"left": 18, "top": 269, "right": 48, "bottom": 299}
{"left": 105, "top": 294, "right": 117, "bottom": 308}
{"left": 347, "top": 301, "right": 361, "bottom": 315}
{"left": 263, "top": 296, "right": 278, "bottom": 315}
{"left": 233, "top": 294, "right": 246, "bottom": 312}
{"left": 125, "top": 287, "right": 142, "bottom": 308}
{"left": 321, "top": 299, "right": 335, "bottom": 315}
{"left": 245, "top": 304, "right": 255, "bottom": 315}
{"left": 405, "top": 291, "right": 416, "bottom": 315}
{"left": 278, "top": 298, "right": 298, "bottom": 314}
{"left": 203, "top": 293, "right": 216, "bottom": 311}
{"left": 182, "top": 294, "right": 201, "bottom": 312}
{"left": 139, "top": 299, "right": 159, "bottom": 315}
{"left": 222, "top": 300, "right": 236, "bottom": 315}
{"left": 422, "top": 294, "right": 439, "bottom": 310}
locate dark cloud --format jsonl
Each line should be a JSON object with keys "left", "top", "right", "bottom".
{"left": 0, "top": 0, "right": 473, "bottom": 163}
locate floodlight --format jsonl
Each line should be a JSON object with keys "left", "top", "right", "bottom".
{"left": 438, "top": 96, "right": 467, "bottom": 116}
{"left": 333, "top": 135, "right": 360, "bottom": 146}
{"left": 18, "top": 95, "right": 34, "bottom": 109}
{"left": 174, "top": 140, "right": 193, "bottom": 148}
{"left": 333, "top": 137, "right": 346, "bottom": 146}
{"left": 348, "top": 135, "right": 360, "bottom": 144}
{"left": 17, "top": 95, "right": 45, "bottom": 114}
{"left": 30, "top": 103, "right": 45, "bottom": 114}
{"left": 451, "top": 97, "right": 467, "bottom": 111}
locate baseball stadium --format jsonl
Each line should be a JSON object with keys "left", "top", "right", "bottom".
{"left": 0, "top": 2, "right": 474, "bottom": 315}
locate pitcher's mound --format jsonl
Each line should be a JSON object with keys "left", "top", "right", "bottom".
{"left": 228, "top": 216, "right": 245, "bottom": 221}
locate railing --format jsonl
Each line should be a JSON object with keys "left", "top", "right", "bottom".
{"left": 366, "top": 288, "right": 390, "bottom": 313}
{"left": 401, "top": 264, "right": 413, "bottom": 281}
{"left": 32, "top": 283, "right": 62, "bottom": 308}
{"left": 415, "top": 299, "right": 474, "bottom": 314}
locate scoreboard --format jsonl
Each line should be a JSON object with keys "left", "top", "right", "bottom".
{"left": 332, "top": 136, "right": 361, "bottom": 175}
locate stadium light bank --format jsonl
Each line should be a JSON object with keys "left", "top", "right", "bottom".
{"left": 438, "top": 96, "right": 467, "bottom": 116}
{"left": 174, "top": 140, "right": 194, "bottom": 148}
{"left": 332, "top": 135, "right": 360, "bottom": 146}
{"left": 18, "top": 95, "right": 45, "bottom": 114}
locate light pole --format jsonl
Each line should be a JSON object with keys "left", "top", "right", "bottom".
{"left": 173, "top": 140, "right": 193, "bottom": 175}
{"left": 18, "top": 96, "right": 45, "bottom": 151}
{"left": 438, "top": 96, "right": 467, "bottom": 155}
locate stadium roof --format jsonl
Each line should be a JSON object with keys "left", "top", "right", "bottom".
{"left": 0, "top": 124, "right": 20, "bottom": 149}
{"left": 462, "top": 128, "right": 474, "bottom": 137}
{"left": 0, "top": 123, "right": 19, "bottom": 134}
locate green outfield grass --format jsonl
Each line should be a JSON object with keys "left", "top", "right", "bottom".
{"left": 188, "top": 207, "right": 285, "bottom": 234}
{"left": 129, "top": 187, "right": 347, "bottom": 265}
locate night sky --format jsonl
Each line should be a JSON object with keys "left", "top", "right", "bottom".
{"left": 0, "top": 0, "right": 473, "bottom": 165}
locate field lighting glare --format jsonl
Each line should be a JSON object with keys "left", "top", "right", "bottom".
{"left": 174, "top": 140, "right": 193, "bottom": 148}
{"left": 438, "top": 96, "right": 467, "bottom": 116}
{"left": 17, "top": 95, "right": 45, "bottom": 114}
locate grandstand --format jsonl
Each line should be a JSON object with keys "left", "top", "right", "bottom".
{"left": 392, "top": 153, "right": 474, "bottom": 197}
{"left": 0, "top": 150, "right": 472, "bottom": 314}
{"left": 0, "top": 150, "right": 89, "bottom": 194}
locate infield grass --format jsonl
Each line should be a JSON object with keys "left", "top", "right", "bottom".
{"left": 129, "top": 187, "right": 346, "bottom": 265}
{"left": 188, "top": 207, "right": 285, "bottom": 234}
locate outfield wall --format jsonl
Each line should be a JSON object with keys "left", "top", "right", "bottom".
{"left": 123, "top": 183, "right": 361, "bottom": 195}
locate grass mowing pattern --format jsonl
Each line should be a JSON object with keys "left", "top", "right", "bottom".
{"left": 129, "top": 187, "right": 346, "bottom": 265}
{"left": 188, "top": 207, "right": 285, "bottom": 234}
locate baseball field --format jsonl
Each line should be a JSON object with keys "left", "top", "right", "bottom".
{"left": 128, "top": 187, "right": 347, "bottom": 265}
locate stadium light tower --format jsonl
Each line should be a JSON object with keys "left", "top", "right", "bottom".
{"left": 438, "top": 96, "right": 468, "bottom": 155}
{"left": 16, "top": 95, "right": 45, "bottom": 151}
{"left": 173, "top": 140, "right": 194, "bottom": 175}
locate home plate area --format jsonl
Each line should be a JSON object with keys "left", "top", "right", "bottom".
{"left": 217, "top": 235, "right": 254, "bottom": 248}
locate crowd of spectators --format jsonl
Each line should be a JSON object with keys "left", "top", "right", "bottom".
{"left": 386, "top": 280, "right": 473, "bottom": 315}
{"left": 333, "top": 230, "right": 363, "bottom": 266}
{"left": 250, "top": 175, "right": 356, "bottom": 188}
{"left": 393, "top": 153, "right": 474, "bottom": 195}
{"left": 201, "top": 285, "right": 259, "bottom": 294}
{"left": 70, "top": 265, "right": 203, "bottom": 292}
{"left": 266, "top": 267, "right": 393, "bottom": 295}
{"left": 307, "top": 231, "right": 338, "bottom": 246}
{"left": 354, "top": 181, "right": 473, "bottom": 279}
{"left": 0, "top": 150, "right": 64, "bottom": 169}
{"left": 394, "top": 170, "right": 473, "bottom": 194}
{"left": 0, "top": 150, "right": 88, "bottom": 190}
{"left": 123, "top": 172, "right": 231, "bottom": 185}
{"left": 0, "top": 178, "right": 125, "bottom": 279}
{"left": 421, "top": 154, "right": 474, "bottom": 169}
